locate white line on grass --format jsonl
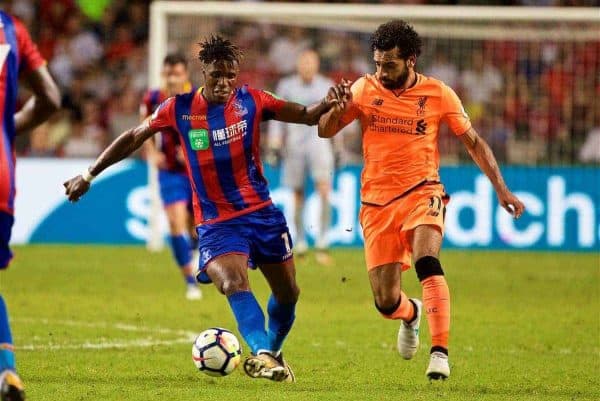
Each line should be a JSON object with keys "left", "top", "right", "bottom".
{"left": 18, "top": 338, "right": 193, "bottom": 351}
{"left": 13, "top": 317, "right": 197, "bottom": 351}
{"left": 13, "top": 317, "right": 197, "bottom": 337}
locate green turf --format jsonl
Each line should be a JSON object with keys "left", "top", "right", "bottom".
{"left": 1, "top": 246, "right": 598, "bottom": 401}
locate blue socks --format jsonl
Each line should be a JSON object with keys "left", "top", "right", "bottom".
{"left": 169, "top": 235, "right": 192, "bottom": 267}
{"left": 0, "top": 295, "right": 15, "bottom": 371}
{"left": 227, "top": 291, "right": 269, "bottom": 354}
{"left": 169, "top": 235, "right": 196, "bottom": 285}
{"left": 227, "top": 292, "right": 297, "bottom": 355}
{"left": 267, "top": 295, "right": 296, "bottom": 354}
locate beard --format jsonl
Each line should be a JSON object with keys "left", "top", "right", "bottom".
{"left": 380, "top": 68, "right": 410, "bottom": 90}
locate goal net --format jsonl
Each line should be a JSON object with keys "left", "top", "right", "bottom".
{"left": 146, "top": 1, "right": 600, "bottom": 249}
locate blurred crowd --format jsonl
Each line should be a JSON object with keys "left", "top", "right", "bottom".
{"left": 5, "top": 0, "right": 600, "bottom": 165}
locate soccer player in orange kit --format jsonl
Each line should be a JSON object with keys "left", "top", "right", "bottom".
{"left": 319, "top": 20, "right": 525, "bottom": 380}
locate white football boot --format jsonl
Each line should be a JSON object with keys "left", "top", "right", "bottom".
{"left": 426, "top": 351, "right": 450, "bottom": 380}
{"left": 397, "top": 298, "right": 422, "bottom": 360}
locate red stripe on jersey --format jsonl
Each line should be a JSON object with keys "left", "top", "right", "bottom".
{"left": 0, "top": 26, "right": 12, "bottom": 214}
{"left": 174, "top": 125, "right": 204, "bottom": 224}
{"left": 223, "top": 98, "right": 263, "bottom": 207}
{"left": 190, "top": 93, "right": 237, "bottom": 217}
{"left": 13, "top": 16, "right": 45, "bottom": 74}
{"left": 248, "top": 91, "right": 268, "bottom": 185}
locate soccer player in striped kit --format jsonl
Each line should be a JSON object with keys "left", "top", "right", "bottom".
{"left": 64, "top": 35, "right": 344, "bottom": 382}
{"left": 268, "top": 50, "right": 335, "bottom": 265}
{"left": 0, "top": 11, "right": 60, "bottom": 401}
{"left": 140, "top": 54, "right": 202, "bottom": 301}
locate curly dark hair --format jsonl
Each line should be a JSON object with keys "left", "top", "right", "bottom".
{"left": 370, "top": 20, "right": 422, "bottom": 59}
{"left": 198, "top": 35, "right": 243, "bottom": 65}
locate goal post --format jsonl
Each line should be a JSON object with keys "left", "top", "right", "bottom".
{"left": 146, "top": 1, "right": 600, "bottom": 250}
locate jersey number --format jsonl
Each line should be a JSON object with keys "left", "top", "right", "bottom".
{"left": 0, "top": 44, "right": 10, "bottom": 71}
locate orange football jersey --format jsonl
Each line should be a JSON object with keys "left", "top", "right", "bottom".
{"left": 340, "top": 73, "right": 471, "bottom": 206}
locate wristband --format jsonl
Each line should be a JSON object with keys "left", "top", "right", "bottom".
{"left": 82, "top": 168, "right": 96, "bottom": 183}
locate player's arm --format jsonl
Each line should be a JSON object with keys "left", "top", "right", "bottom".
{"left": 14, "top": 65, "right": 61, "bottom": 134}
{"left": 139, "top": 100, "right": 166, "bottom": 169}
{"left": 318, "top": 103, "right": 352, "bottom": 138}
{"left": 318, "top": 79, "right": 354, "bottom": 138}
{"left": 63, "top": 121, "right": 158, "bottom": 202}
{"left": 272, "top": 82, "right": 348, "bottom": 126}
{"left": 460, "top": 127, "right": 525, "bottom": 218}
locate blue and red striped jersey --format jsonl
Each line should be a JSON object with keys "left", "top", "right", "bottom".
{"left": 148, "top": 85, "right": 286, "bottom": 225}
{"left": 140, "top": 88, "right": 187, "bottom": 173}
{"left": 0, "top": 12, "right": 46, "bottom": 215}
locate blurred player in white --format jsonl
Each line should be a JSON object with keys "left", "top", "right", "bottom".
{"left": 140, "top": 54, "right": 202, "bottom": 300}
{"left": 268, "top": 50, "right": 334, "bottom": 265}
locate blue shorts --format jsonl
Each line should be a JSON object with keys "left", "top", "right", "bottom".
{"left": 0, "top": 212, "right": 14, "bottom": 269}
{"left": 197, "top": 204, "right": 293, "bottom": 271}
{"left": 159, "top": 169, "right": 192, "bottom": 207}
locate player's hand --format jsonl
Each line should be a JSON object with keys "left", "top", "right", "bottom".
{"left": 498, "top": 190, "right": 525, "bottom": 219}
{"left": 63, "top": 176, "right": 91, "bottom": 202}
{"left": 327, "top": 79, "right": 352, "bottom": 109}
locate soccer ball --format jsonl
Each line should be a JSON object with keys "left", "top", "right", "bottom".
{"left": 192, "top": 328, "right": 242, "bottom": 376}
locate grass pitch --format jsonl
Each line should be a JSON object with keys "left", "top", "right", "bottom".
{"left": 1, "top": 246, "right": 598, "bottom": 401}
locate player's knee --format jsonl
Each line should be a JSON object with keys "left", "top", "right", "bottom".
{"left": 374, "top": 291, "right": 401, "bottom": 316}
{"left": 414, "top": 256, "right": 444, "bottom": 282}
{"left": 290, "top": 284, "right": 300, "bottom": 303}
{"left": 273, "top": 283, "right": 300, "bottom": 304}
{"left": 316, "top": 181, "right": 330, "bottom": 197}
{"left": 219, "top": 276, "right": 250, "bottom": 296}
{"left": 374, "top": 293, "right": 400, "bottom": 318}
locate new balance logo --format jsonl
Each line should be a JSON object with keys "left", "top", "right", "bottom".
{"left": 372, "top": 98, "right": 384, "bottom": 106}
{"left": 416, "top": 119, "right": 427, "bottom": 134}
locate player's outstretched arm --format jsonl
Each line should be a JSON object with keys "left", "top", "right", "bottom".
{"left": 63, "top": 122, "right": 157, "bottom": 202}
{"left": 318, "top": 104, "right": 348, "bottom": 138}
{"left": 273, "top": 82, "right": 349, "bottom": 126}
{"left": 15, "top": 65, "right": 61, "bottom": 133}
{"left": 460, "top": 127, "right": 525, "bottom": 218}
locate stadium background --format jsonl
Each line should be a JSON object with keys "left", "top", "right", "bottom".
{"left": 1, "top": 2, "right": 599, "bottom": 400}
{"left": 4, "top": 0, "right": 600, "bottom": 252}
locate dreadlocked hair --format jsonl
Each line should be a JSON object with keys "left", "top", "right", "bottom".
{"left": 371, "top": 20, "right": 422, "bottom": 59}
{"left": 198, "top": 35, "right": 243, "bottom": 65}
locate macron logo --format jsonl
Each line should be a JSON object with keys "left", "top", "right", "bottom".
{"left": 182, "top": 114, "right": 207, "bottom": 121}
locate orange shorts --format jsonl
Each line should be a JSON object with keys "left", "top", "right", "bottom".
{"left": 359, "top": 183, "right": 448, "bottom": 271}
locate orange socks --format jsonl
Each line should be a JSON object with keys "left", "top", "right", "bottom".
{"left": 378, "top": 291, "right": 416, "bottom": 322}
{"left": 421, "top": 275, "right": 450, "bottom": 351}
